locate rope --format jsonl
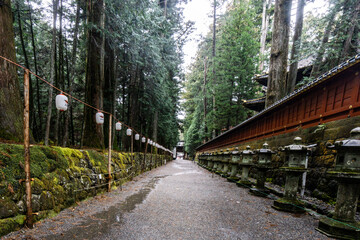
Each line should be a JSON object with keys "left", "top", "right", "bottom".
{"left": 0, "top": 55, "right": 173, "bottom": 152}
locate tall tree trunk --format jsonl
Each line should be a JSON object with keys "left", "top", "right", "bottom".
{"left": 104, "top": 39, "right": 116, "bottom": 149}
{"left": 212, "top": 0, "right": 217, "bottom": 138}
{"left": 340, "top": 0, "right": 360, "bottom": 61}
{"left": 203, "top": 57, "right": 207, "bottom": 143}
{"left": 54, "top": 0, "right": 63, "bottom": 145}
{"left": 63, "top": 0, "right": 80, "bottom": 147}
{"left": 152, "top": 110, "right": 159, "bottom": 142}
{"left": 287, "top": 0, "right": 305, "bottom": 94}
{"left": 129, "top": 66, "right": 140, "bottom": 130}
{"left": 265, "top": 0, "right": 292, "bottom": 108}
{"left": 45, "top": 0, "right": 59, "bottom": 146}
{"left": 227, "top": 79, "right": 234, "bottom": 130}
{"left": 259, "top": 0, "right": 271, "bottom": 72}
{"left": 27, "top": 0, "right": 42, "bottom": 139}
{"left": 310, "top": 8, "right": 336, "bottom": 78}
{"left": 0, "top": 0, "right": 24, "bottom": 142}
{"left": 82, "top": 0, "right": 105, "bottom": 148}
{"left": 16, "top": 3, "right": 37, "bottom": 141}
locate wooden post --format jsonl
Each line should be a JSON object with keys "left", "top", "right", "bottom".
{"left": 139, "top": 137, "right": 142, "bottom": 172}
{"left": 144, "top": 141, "right": 148, "bottom": 171}
{"left": 24, "top": 70, "right": 33, "bottom": 228}
{"left": 155, "top": 146, "right": 158, "bottom": 167}
{"left": 150, "top": 144, "right": 153, "bottom": 169}
{"left": 107, "top": 114, "right": 112, "bottom": 192}
{"left": 131, "top": 133, "right": 134, "bottom": 163}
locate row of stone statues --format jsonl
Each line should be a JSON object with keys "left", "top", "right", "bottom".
{"left": 197, "top": 127, "right": 360, "bottom": 240}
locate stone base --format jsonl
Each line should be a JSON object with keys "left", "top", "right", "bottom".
{"left": 272, "top": 198, "right": 306, "bottom": 214}
{"left": 249, "top": 187, "right": 270, "bottom": 197}
{"left": 227, "top": 176, "right": 240, "bottom": 183}
{"left": 236, "top": 180, "right": 252, "bottom": 188}
{"left": 221, "top": 173, "right": 229, "bottom": 178}
{"left": 316, "top": 217, "right": 360, "bottom": 240}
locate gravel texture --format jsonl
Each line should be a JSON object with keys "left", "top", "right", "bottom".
{"left": 4, "top": 159, "right": 330, "bottom": 240}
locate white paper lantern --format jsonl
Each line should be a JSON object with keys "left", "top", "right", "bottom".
{"left": 142, "top": 137, "right": 146, "bottom": 143}
{"left": 135, "top": 134, "right": 140, "bottom": 140}
{"left": 96, "top": 112, "right": 104, "bottom": 124}
{"left": 147, "top": 139, "right": 150, "bottom": 144}
{"left": 126, "top": 128, "right": 132, "bottom": 136}
{"left": 55, "top": 94, "right": 68, "bottom": 111}
{"left": 115, "top": 122, "right": 122, "bottom": 131}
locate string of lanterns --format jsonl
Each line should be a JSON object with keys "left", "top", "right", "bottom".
{"left": 0, "top": 56, "right": 173, "bottom": 152}
{"left": 55, "top": 92, "right": 173, "bottom": 153}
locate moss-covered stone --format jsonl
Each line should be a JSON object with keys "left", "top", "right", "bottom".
{"left": 31, "top": 178, "right": 45, "bottom": 194}
{"left": 0, "top": 198, "right": 18, "bottom": 219}
{"left": 51, "top": 184, "right": 65, "bottom": 205}
{"left": 0, "top": 215, "right": 25, "bottom": 236}
{"left": 0, "top": 142, "right": 169, "bottom": 237}
{"left": 40, "top": 191, "right": 55, "bottom": 210}
{"left": 31, "top": 194, "right": 41, "bottom": 212}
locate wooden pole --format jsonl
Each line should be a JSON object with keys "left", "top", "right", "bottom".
{"left": 155, "top": 146, "right": 158, "bottom": 167}
{"left": 139, "top": 137, "right": 141, "bottom": 172}
{"left": 107, "top": 114, "right": 112, "bottom": 192}
{"left": 131, "top": 133, "right": 134, "bottom": 163}
{"left": 24, "top": 70, "right": 33, "bottom": 228}
{"left": 144, "top": 141, "right": 148, "bottom": 171}
{"left": 150, "top": 144, "right": 153, "bottom": 169}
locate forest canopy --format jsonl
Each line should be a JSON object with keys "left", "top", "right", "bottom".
{"left": 0, "top": 0, "right": 191, "bottom": 151}
{"left": 183, "top": 0, "right": 360, "bottom": 156}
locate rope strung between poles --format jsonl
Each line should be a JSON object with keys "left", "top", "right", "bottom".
{"left": 0, "top": 55, "right": 173, "bottom": 153}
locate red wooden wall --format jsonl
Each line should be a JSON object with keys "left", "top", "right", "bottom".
{"left": 197, "top": 57, "right": 360, "bottom": 152}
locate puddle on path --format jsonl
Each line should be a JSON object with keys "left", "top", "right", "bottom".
{"left": 172, "top": 162, "right": 194, "bottom": 170}
{"left": 47, "top": 176, "right": 166, "bottom": 240}
{"left": 173, "top": 170, "right": 202, "bottom": 176}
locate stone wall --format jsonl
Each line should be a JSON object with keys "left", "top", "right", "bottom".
{"left": 197, "top": 115, "right": 360, "bottom": 203}
{"left": 0, "top": 143, "right": 171, "bottom": 236}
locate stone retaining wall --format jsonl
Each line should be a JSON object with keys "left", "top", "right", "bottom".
{"left": 0, "top": 143, "right": 171, "bottom": 236}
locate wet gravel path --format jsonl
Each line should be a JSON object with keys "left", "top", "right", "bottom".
{"left": 4, "top": 159, "right": 329, "bottom": 240}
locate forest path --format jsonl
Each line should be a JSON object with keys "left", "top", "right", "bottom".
{"left": 4, "top": 159, "right": 328, "bottom": 240}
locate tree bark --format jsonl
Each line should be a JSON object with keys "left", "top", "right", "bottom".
{"left": 129, "top": 66, "right": 140, "bottom": 131}
{"left": 212, "top": 0, "right": 217, "bottom": 138}
{"left": 63, "top": 0, "right": 80, "bottom": 147}
{"left": 340, "top": 0, "right": 360, "bottom": 61}
{"left": 17, "top": 3, "right": 37, "bottom": 142}
{"left": 27, "top": 0, "right": 42, "bottom": 139}
{"left": 45, "top": 0, "right": 59, "bottom": 146}
{"left": 265, "top": 0, "right": 292, "bottom": 108}
{"left": 259, "top": 0, "right": 271, "bottom": 72}
{"left": 287, "top": 0, "right": 305, "bottom": 94}
{"left": 310, "top": 8, "right": 336, "bottom": 78}
{"left": 0, "top": 0, "right": 24, "bottom": 142}
{"left": 54, "top": 0, "right": 64, "bottom": 145}
{"left": 152, "top": 110, "right": 159, "bottom": 142}
{"left": 82, "top": 0, "right": 105, "bottom": 148}
{"left": 104, "top": 39, "right": 116, "bottom": 149}
{"left": 203, "top": 57, "right": 207, "bottom": 143}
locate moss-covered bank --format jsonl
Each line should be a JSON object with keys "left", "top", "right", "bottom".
{"left": 0, "top": 143, "right": 171, "bottom": 236}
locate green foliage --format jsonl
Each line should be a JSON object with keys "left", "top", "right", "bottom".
{"left": 183, "top": 1, "right": 260, "bottom": 156}
{"left": 300, "top": 0, "right": 360, "bottom": 74}
{"left": 6, "top": 0, "right": 186, "bottom": 150}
